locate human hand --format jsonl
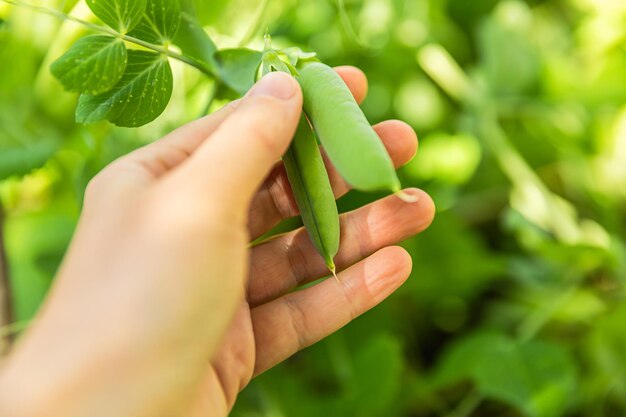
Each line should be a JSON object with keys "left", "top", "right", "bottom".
{"left": 0, "top": 69, "right": 435, "bottom": 417}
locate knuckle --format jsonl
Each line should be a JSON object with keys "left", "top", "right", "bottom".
{"left": 284, "top": 297, "right": 310, "bottom": 350}
{"left": 285, "top": 234, "right": 311, "bottom": 287}
{"left": 345, "top": 211, "right": 370, "bottom": 258}
{"left": 83, "top": 158, "right": 128, "bottom": 202}
{"left": 83, "top": 177, "right": 100, "bottom": 200}
{"left": 244, "top": 96, "right": 290, "bottom": 138}
{"left": 253, "top": 123, "right": 283, "bottom": 156}
{"left": 340, "top": 279, "right": 360, "bottom": 321}
{"left": 84, "top": 171, "right": 108, "bottom": 202}
{"left": 267, "top": 173, "right": 298, "bottom": 220}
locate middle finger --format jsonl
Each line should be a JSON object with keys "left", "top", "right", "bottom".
{"left": 247, "top": 119, "right": 418, "bottom": 239}
{"left": 247, "top": 188, "right": 435, "bottom": 306}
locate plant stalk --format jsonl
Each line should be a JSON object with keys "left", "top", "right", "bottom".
{"left": 445, "top": 390, "right": 484, "bottom": 417}
{"left": 238, "top": 0, "right": 268, "bottom": 47}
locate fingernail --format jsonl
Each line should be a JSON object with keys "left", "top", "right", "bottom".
{"left": 248, "top": 72, "right": 298, "bottom": 100}
{"left": 396, "top": 189, "right": 420, "bottom": 204}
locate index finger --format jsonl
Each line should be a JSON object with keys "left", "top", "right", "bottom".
{"left": 111, "top": 66, "right": 367, "bottom": 180}
{"left": 251, "top": 246, "right": 412, "bottom": 375}
{"left": 334, "top": 66, "right": 368, "bottom": 104}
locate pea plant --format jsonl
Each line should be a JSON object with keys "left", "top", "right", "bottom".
{"left": 8, "top": 0, "right": 407, "bottom": 274}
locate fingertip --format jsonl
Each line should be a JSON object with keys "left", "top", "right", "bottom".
{"left": 390, "top": 120, "right": 419, "bottom": 161}
{"left": 364, "top": 247, "right": 413, "bottom": 302}
{"left": 397, "top": 188, "right": 436, "bottom": 229}
{"left": 248, "top": 71, "right": 302, "bottom": 104}
{"left": 373, "top": 120, "right": 419, "bottom": 167}
{"left": 334, "top": 66, "right": 368, "bottom": 104}
{"left": 380, "top": 246, "right": 413, "bottom": 280}
{"left": 368, "top": 188, "right": 434, "bottom": 245}
{"left": 416, "top": 189, "right": 436, "bottom": 230}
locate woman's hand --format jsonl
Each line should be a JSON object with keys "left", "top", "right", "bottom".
{"left": 0, "top": 69, "right": 435, "bottom": 417}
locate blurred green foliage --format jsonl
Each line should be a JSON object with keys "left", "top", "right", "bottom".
{"left": 1, "top": 0, "right": 626, "bottom": 415}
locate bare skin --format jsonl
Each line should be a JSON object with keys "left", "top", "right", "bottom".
{"left": 0, "top": 69, "right": 435, "bottom": 417}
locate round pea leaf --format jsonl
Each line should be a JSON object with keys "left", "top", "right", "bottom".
{"left": 128, "top": 0, "right": 181, "bottom": 45}
{"left": 86, "top": 0, "right": 147, "bottom": 33}
{"left": 50, "top": 35, "right": 127, "bottom": 95}
{"left": 0, "top": 141, "right": 60, "bottom": 181}
{"left": 432, "top": 333, "right": 577, "bottom": 417}
{"left": 215, "top": 48, "right": 263, "bottom": 96}
{"left": 76, "top": 50, "right": 173, "bottom": 127}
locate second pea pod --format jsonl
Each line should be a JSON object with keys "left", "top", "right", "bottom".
{"left": 297, "top": 62, "right": 401, "bottom": 194}
{"left": 268, "top": 59, "right": 403, "bottom": 276}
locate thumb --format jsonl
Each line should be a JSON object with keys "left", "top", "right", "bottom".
{"left": 176, "top": 72, "right": 302, "bottom": 209}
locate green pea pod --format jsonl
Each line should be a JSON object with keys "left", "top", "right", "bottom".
{"left": 283, "top": 115, "right": 340, "bottom": 273}
{"left": 298, "top": 62, "right": 401, "bottom": 193}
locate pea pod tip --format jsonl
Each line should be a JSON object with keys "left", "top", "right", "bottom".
{"left": 395, "top": 189, "right": 420, "bottom": 204}
{"left": 327, "top": 261, "right": 340, "bottom": 284}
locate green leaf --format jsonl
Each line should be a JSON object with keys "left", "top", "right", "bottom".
{"left": 0, "top": 142, "right": 59, "bottom": 180}
{"left": 432, "top": 333, "right": 577, "bottom": 417}
{"left": 128, "top": 0, "right": 181, "bottom": 45}
{"left": 50, "top": 35, "right": 127, "bottom": 95}
{"left": 349, "top": 334, "right": 403, "bottom": 416}
{"left": 173, "top": 2, "right": 218, "bottom": 74}
{"left": 584, "top": 303, "right": 626, "bottom": 404}
{"left": 86, "top": 0, "right": 147, "bottom": 33}
{"left": 76, "top": 50, "right": 173, "bottom": 127}
{"left": 262, "top": 50, "right": 293, "bottom": 76}
{"left": 215, "top": 48, "right": 263, "bottom": 96}
{"left": 6, "top": 210, "right": 76, "bottom": 322}
{"left": 280, "top": 47, "right": 317, "bottom": 66}
{"left": 478, "top": 1, "right": 540, "bottom": 95}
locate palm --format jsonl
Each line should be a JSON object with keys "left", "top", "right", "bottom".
{"left": 194, "top": 304, "right": 255, "bottom": 416}
{"left": 131, "top": 67, "right": 433, "bottom": 415}
{"left": 189, "top": 116, "right": 434, "bottom": 414}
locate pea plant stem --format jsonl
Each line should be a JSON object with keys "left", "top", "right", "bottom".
{"left": 238, "top": 0, "right": 268, "bottom": 47}
{"left": 336, "top": 0, "right": 367, "bottom": 50}
{"left": 517, "top": 273, "right": 582, "bottom": 342}
{"left": 0, "top": 203, "right": 14, "bottom": 353}
{"left": 0, "top": 0, "right": 217, "bottom": 77}
{"left": 421, "top": 43, "right": 590, "bottom": 417}
{"left": 445, "top": 390, "right": 485, "bottom": 417}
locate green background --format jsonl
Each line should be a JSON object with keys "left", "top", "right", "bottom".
{"left": 2, "top": 0, "right": 626, "bottom": 416}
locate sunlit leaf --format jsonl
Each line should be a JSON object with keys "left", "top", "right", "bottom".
{"left": 129, "top": 0, "right": 181, "bottom": 45}
{"left": 76, "top": 50, "right": 173, "bottom": 127}
{"left": 174, "top": 0, "right": 217, "bottom": 74}
{"left": 50, "top": 35, "right": 127, "bottom": 95}
{"left": 86, "top": 0, "right": 147, "bottom": 33}
{"left": 0, "top": 143, "right": 59, "bottom": 180}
